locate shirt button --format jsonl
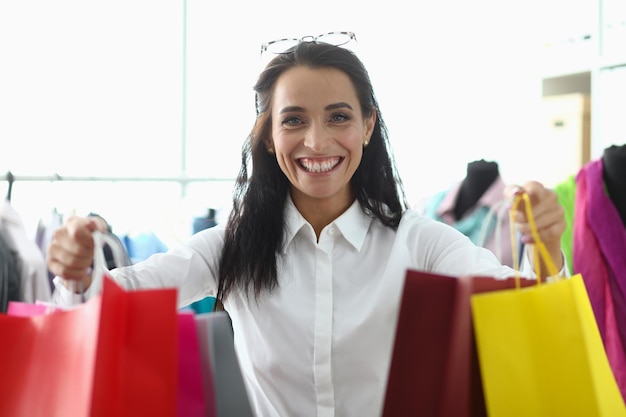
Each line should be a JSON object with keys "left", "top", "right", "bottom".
{"left": 328, "top": 227, "right": 336, "bottom": 236}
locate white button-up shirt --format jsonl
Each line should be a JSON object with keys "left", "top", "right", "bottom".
{"left": 55, "top": 197, "right": 531, "bottom": 417}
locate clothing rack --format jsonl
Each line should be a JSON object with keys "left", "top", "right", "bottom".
{"left": 2, "top": 171, "right": 235, "bottom": 200}
{"left": 1, "top": 172, "right": 234, "bottom": 183}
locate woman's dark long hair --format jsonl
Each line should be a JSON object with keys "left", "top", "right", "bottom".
{"left": 216, "top": 41, "right": 408, "bottom": 302}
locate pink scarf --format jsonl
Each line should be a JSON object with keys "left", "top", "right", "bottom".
{"left": 575, "top": 159, "right": 626, "bottom": 400}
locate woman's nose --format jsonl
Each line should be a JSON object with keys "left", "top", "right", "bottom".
{"left": 303, "top": 122, "right": 331, "bottom": 152}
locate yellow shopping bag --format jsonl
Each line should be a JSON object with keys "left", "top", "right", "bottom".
{"left": 471, "top": 193, "right": 626, "bottom": 417}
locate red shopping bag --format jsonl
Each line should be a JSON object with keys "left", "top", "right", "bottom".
{"left": 0, "top": 291, "right": 102, "bottom": 417}
{"left": 0, "top": 277, "right": 178, "bottom": 417}
{"left": 382, "top": 270, "right": 473, "bottom": 417}
{"left": 382, "top": 269, "right": 536, "bottom": 417}
{"left": 91, "top": 278, "right": 178, "bottom": 417}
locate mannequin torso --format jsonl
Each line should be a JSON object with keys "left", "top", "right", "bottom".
{"left": 602, "top": 144, "right": 626, "bottom": 226}
{"left": 453, "top": 159, "right": 500, "bottom": 220}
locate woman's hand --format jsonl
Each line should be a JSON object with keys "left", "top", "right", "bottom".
{"left": 506, "top": 181, "right": 566, "bottom": 274}
{"left": 47, "top": 215, "right": 109, "bottom": 287}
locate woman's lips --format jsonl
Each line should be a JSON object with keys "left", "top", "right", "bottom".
{"left": 298, "top": 157, "right": 343, "bottom": 173}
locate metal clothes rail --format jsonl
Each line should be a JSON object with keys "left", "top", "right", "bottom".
{"left": 1, "top": 172, "right": 234, "bottom": 183}
{"left": 1, "top": 171, "right": 236, "bottom": 201}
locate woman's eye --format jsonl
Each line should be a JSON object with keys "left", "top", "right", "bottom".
{"left": 282, "top": 116, "right": 302, "bottom": 126}
{"left": 330, "top": 113, "right": 349, "bottom": 123}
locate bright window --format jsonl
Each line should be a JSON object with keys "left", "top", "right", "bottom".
{"left": 1, "top": 0, "right": 545, "bottom": 243}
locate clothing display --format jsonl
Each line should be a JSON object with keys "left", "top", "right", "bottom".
{"left": 574, "top": 158, "right": 626, "bottom": 401}
{"left": 0, "top": 232, "right": 21, "bottom": 312}
{"left": 121, "top": 231, "right": 169, "bottom": 264}
{"left": 193, "top": 208, "right": 218, "bottom": 234}
{"left": 554, "top": 175, "right": 576, "bottom": 273}
{"left": 0, "top": 199, "right": 51, "bottom": 303}
{"left": 422, "top": 175, "right": 514, "bottom": 267}
{"left": 553, "top": 145, "right": 626, "bottom": 403}
{"left": 602, "top": 145, "right": 626, "bottom": 227}
{"left": 54, "top": 195, "right": 540, "bottom": 417}
{"left": 35, "top": 208, "right": 63, "bottom": 291}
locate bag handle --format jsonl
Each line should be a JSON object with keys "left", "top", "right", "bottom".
{"left": 509, "top": 192, "right": 560, "bottom": 288}
{"left": 64, "top": 231, "right": 129, "bottom": 301}
{"left": 90, "top": 230, "right": 130, "bottom": 293}
{"left": 51, "top": 230, "right": 130, "bottom": 306}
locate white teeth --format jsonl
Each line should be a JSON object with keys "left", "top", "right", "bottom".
{"left": 300, "top": 158, "right": 340, "bottom": 172}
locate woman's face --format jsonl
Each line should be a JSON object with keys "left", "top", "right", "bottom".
{"left": 270, "top": 66, "right": 375, "bottom": 214}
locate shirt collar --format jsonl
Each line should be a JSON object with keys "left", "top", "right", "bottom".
{"left": 282, "top": 195, "right": 373, "bottom": 253}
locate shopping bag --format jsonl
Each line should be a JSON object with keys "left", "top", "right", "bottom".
{"left": 0, "top": 290, "right": 102, "bottom": 417}
{"left": 195, "top": 311, "right": 254, "bottom": 417}
{"left": 91, "top": 277, "right": 178, "bottom": 417}
{"left": 6, "top": 290, "right": 202, "bottom": 417}
{"left": 382, "top": 271, "right": 472, "bottom": 417}
{"left": 471, "top": 192, "right": 626, "bottom": 416}
{"left": 6, "top": 300, "right": 58, "bottom": 316}
{"left": 88, "top": 230, "right": 178, "bottom": 417}
{"left": 178, "top": 310, "right": 212, "bottom": 417}
{"left": 473, "top": 275, "right": 626, "bottom": 416}
{"left": 382, "top": 269, "right": 537, "bottom": 417}
{"left": 0, "top": 278, "right": 178, "bottom": 417}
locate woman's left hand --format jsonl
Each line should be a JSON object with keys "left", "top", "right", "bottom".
{"left": 505, "top": 181, "right": 566, "bottom": 273}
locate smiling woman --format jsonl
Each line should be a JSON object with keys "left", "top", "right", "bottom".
{"left": 268, "top": 66, "right": 376, "bottom": 233}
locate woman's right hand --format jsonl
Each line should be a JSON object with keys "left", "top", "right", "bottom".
{"left": 47, "top": 215, "right": 109, "bottom": 287}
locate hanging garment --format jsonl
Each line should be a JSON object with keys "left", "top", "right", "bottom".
{"left": 0, "top": 233, "right": 21, "bottom": 313}
{"left": 193, "top": 208, "right": 218, "bottom": 235}
{"left": 0, "top": 200, "right": 51, "bottom": 303}
{"left": 422, "top": 176, "right": 513, "bottom": 266}
{"left": 575, "top": 158, "right": 626, "bottom": 402}
{"left": 554, "top": 175, "right": 576, "bottom": 273}
{"left": 35, "top": 208, "right": 64, "bottom": 291}
{"left": 121, "top": 231, "right": 168, "bottom": 264}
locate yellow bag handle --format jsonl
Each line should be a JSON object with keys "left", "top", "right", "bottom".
{"left": 509, "top": 192, "right": 560, "bottom": 288}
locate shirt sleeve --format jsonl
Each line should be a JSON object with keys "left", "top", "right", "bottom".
{"left": 51, "top": 226, "right": 224, "bottom": 308}
{"left": 404, "top": 211, "right": 569, "bottom": 280}
{"left": 519, "top": 245, "right": 571, "bottom": 279}
{"left": 51, "top": 276, "right": 100, "bottom": 306}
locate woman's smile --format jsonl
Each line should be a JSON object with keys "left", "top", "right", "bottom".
{"left": 297, "top": 156, "right": 344, "bottom": 173}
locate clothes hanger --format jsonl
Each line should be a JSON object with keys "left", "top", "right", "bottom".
{"left": 5, "top": 171, "right": 14, "bottom": 202}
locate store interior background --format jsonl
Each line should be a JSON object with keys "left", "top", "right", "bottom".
{"left": 1, "top": 0, "right": 623, "bottom": 247}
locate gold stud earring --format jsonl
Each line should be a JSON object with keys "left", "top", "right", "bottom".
{"left": 364, "top": 139, "right": 369, "bottom": 148}
{"left": 268, "top": 147, "right": 275, "bottom": 154}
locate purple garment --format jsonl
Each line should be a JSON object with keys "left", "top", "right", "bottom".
{"left": 574, "top": 158, "right": 626, "bottom": 400}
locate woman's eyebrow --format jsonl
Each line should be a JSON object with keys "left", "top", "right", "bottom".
{"left": 326, "top": 102, "right": 353, "bottom": 111}
{"left": 278, "top": 102, "right": 353, "bottom": 114}
{"left": 278, "top": 105, "right": 305, "bottom": 114}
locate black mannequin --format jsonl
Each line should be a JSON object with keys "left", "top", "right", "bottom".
{"left": 453, "top": 159, "right": 500, "bottom": 220}
{"left": 602, "top": 144, "right": 626, "bottom": 226}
